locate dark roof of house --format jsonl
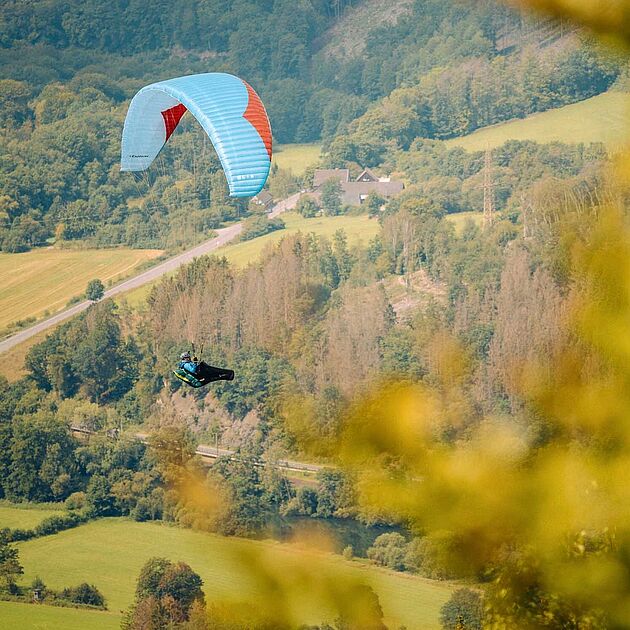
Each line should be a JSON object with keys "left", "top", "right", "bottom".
{"left": 305, "top": 180, "right": 404, "bottom": 207}
{"left": 253, "top": 190, "right": 273, "bottom": 204}
{"left": 340, "top": 181, "right": 404, "bottom": 205}
{"left": 313, "top": 169, "right": 350, "bottom": 188}
{"left": 355, "top": 168, "right": 379, "bottom": 182}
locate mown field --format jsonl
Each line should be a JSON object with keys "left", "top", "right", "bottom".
{"left": 446, "top": 91, "right": 630, "bottom": 152}
{"left": 0, "top": 601, "right": 118, "bottom": 630}
{"left": 0, "top": 247, "right": 162, "bottom": 331}
{"left": 122, "top": 212, "right": 381, "bottom": 309}
{"left": 12, "top": 518, "right": 454, "bottom": 630}
{"left": 272, "top": 143, "right": 322, "bottom": 175}
{"left": 0, "top": 502, "right": 64, "bottom": 530}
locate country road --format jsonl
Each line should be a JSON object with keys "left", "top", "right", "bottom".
{"left": 0, "top": 192, "right": 301, "bottom": 355}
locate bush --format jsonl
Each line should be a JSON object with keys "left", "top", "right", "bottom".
{"left": 440, "top": 588, "right": 483, "bottom": 630}
{"left": 66, "top": 294, "right": 83, "bottom": 306}
{"left": 4, "top": 528, "right": 31, "bottom": 542}
{"left": 65, "top": 492, "right": 87, "bottom": 511}
{"left": 34, "top": 512, "right": 87, "bottom": 537}
{"left": 342, "top": 545, "right": 354, "bottom": 560}
{"left": 2, "top": 511, "right": 90, "bottom": 543}
{"left": 60, "top": 583, "right": 106, "bottom": 608}
{"left": 366, "top": 533, "right": 408, "bottom": 571}
{"left": 295, "top": 194, "right": 320, "bottom": 218}
{"left": 404, "top": 532, "right": 461, "bottom": 580}
{"left": 281, "top": 487, "right": 318, "bottom": 517}
{"left": 239, "top": 215, "right": 285, "bottom": 241}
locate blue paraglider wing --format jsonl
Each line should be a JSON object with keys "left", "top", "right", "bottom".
{"left": 120, "top": 73, "right": 272, "bottom": 198}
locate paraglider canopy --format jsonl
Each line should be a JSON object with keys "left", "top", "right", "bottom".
{"left": 120, "top": 73, "right": 272, "bottom": 198}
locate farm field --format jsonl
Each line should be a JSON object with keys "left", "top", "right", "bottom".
{"left": 120, "top": 212, "right": 381, "bottom": 309}
{"left": 0, "top": 247, "right": 162, "bottom": 332}
{"left": 446, "top": 91, "right": 630, "bottom": 152}
{"left": 0, "top": 327, "right": 52, "bottom": 382}
{"left": 0, "top": 502, "right": 64, "bottom": 530}
{"left": 15, "top": 518, "right": 454, "bottom": 630}
{"left": 272, "top": 143, "right": 322, "bottom": 174}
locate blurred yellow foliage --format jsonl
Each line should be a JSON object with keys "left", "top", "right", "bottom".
{"left": 506, "top": 0, "right": 630, "bottom": 45}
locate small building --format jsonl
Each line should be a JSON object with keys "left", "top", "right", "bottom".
{"left": 251, "top": 190, "right": 274, "bottom": 211}
{"left": 310, "top": 167, "right": 403, "bottom": 207}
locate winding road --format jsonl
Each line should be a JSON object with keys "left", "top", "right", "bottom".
{"left": 0, "top": 193, "right": 301, "bottom": 355}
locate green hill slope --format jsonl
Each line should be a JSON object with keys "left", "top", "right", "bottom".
{"left": 446, "top": 91, "right": 630, "bottom": 152}
{"left": 15, "top": 518, "right": 453, "bottom": 630}
{"left": 0, "top": 602, "right": 117, "bottom": 630}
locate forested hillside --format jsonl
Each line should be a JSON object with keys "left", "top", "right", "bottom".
{"left": 0, "top": 0, "right": 620, "bottom": 253}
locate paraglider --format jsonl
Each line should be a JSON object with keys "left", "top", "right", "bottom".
{"left": 121, "top": 74, "right": 264, "bottom": 388}
{"left": 173, "top": 350, "right": 234, "bottom": 389}
{"left": 121, "top": 73, "right": 272, "bottom": 197}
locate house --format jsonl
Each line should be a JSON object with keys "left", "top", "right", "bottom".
{"left": 312, "top": 169, "right": 350, "bottom": 188}
{"left": 251, "top": 190, "right": 274, "bottom": 211}
{"left": 310, "top": 167, "right": 403, "bottom": 207}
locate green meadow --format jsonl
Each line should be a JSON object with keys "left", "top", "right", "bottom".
{"left": 219, "top": 212, "right": 380, "bottom": 268}
{"left": 0, "top": 502, "right": 64, "bottom": 530}
{"left": 446, "top": 91, "right": 630, "bottom": 152}
{"left": 272, "top": 143, "right": 322, "bottom": 175}
{"left": 13, "top": 518, "right": 454, "bottom": 630}
{"left": 0, "top": 601, "right": 119, "bottom": 630}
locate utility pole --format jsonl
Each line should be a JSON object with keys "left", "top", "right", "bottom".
{"left": 521, "top": 193, "right": 533, "bottom": 240}
{"left": 482, "top": 147, "right": 496, "bottom": 229}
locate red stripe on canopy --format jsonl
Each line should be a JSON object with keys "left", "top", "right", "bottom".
{"left": 161, "top": 103, "right": 187, "bottom": 141}
{"left": 243, "top": 81, "right": 272, "bottom": 159}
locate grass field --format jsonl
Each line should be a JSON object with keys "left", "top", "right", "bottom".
{"left": 446, "top": 211, "right": 484, "bottom": 235}
{"left": 220, "top": 212, "right": 380, "bottom": 268}
{"left": 0, "top": 601, "right": 119, "bottom": 630}
{"left": 0, "top": 502, "right": 64, "bottom": 530}
{"left": 0, "top": 327, "right": 52, "bottom": 382}
{"left": 120, "top": 212, "right": 381, "bottom": 309}
{"left": 15, "top": 518, "right": 454, "bottom": 629}
{"left": 446, "top": 91, "right": 630, "bottom": 152}
{"left": 0, "top": 247, "right": 162, "bottom": 331}
{"left": 273, "top": 143, "right": 322, "bottom": 175}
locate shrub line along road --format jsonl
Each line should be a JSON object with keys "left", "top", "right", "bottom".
{"left": 0, "top": 193, "right": 301, "bottom": 355}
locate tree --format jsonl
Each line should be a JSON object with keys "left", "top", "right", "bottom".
{"left": 365, "top": 191, "right": 386, "bottom": 217}
{"left": 0, "top": 534, "right": 23, "bottom": 593}
{"left": 296, "top": 194, "right": 320, "bottom": 218}
{"left": 4, "top": 412, "right": 79, "bottom": 502}
{"left": 440, "top": 589, "right": 483, "bottom": 630}
{"left": 85, "top": 279, "right": 105, "bottom": 302}
{"left": 124, "top": 558, "right": 204, "bottom": 628}
{"left": 61, "top": 583, "right": 106, "bottom": 607}
{"left": 320, "top": 179, "right": 343, "bottom": 216}
{"left": 366, "top": 533, "right": 408, "bottom": 571}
